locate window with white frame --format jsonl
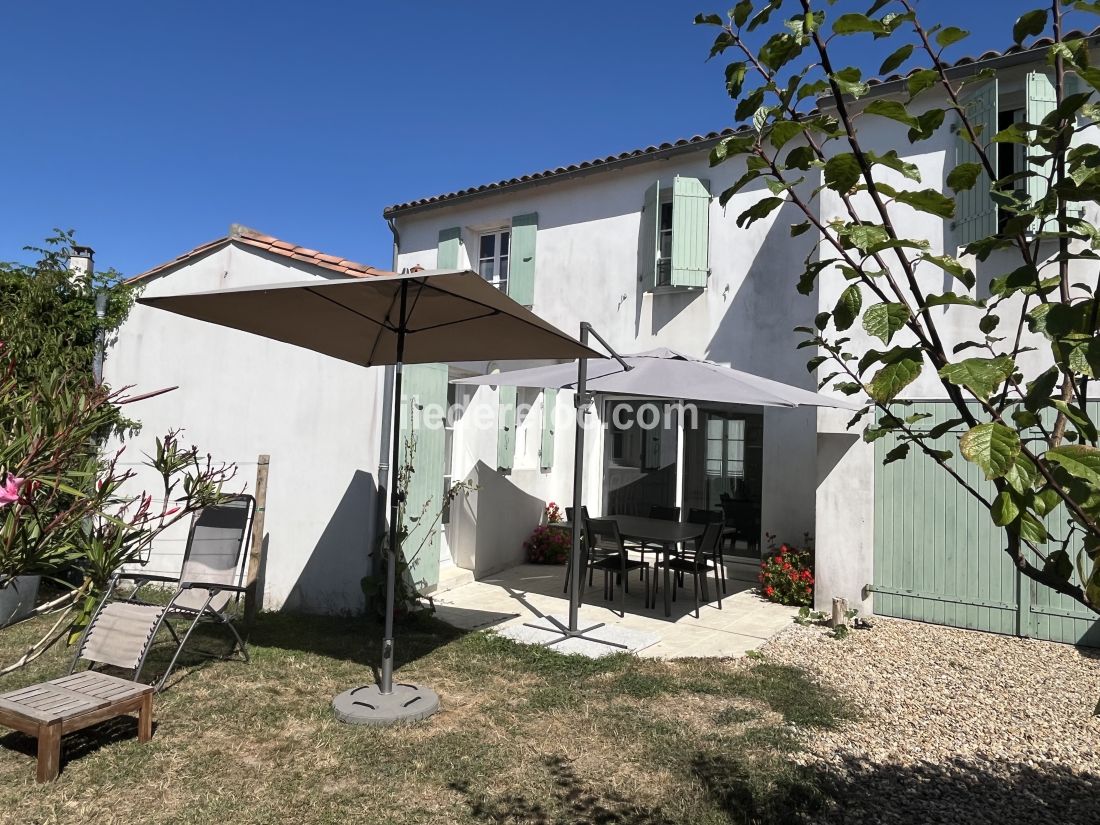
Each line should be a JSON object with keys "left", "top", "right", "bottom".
{"left": 657, "top": 197, "right": 674, "bottom": 287}
{"left": 478, "top": 229, "right": 510, "bottom": 292}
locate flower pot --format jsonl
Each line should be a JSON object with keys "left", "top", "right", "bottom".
{"left": 0, "top": 575, "right": 40, "bottom": 627}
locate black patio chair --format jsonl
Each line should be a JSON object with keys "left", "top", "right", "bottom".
{"left": 688, "top": 508, "right": 728, "bottom": 595}
{"left": 652, "top": 521, "right": 723, "bottom": 618}
{"left": 562, "top": 505, "right": 592, "bottom": 594}
{"left": 586, "top": 518, "right": 650, "bottom": 616}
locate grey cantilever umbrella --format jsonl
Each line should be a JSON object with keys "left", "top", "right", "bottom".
{"left": 454, "top": 347, "right": 860, "bottom": 409}
{"left": 455, "top": 341, "right": 860, "bottom": 646}
{"left": 139, "top": 269, "right": 601, "bottom": 724}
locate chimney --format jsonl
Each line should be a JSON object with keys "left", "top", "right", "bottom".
{"left": 69, "top": 245, "right": 95, "bottom": 282}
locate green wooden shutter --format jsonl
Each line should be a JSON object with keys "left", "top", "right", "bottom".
{"left": 508, "top": 213, "right": 537, "bottom": 306}
{"left": 639, "top": 181, "right": 660, "bottom": 291}
{"left": 398, "top": 363, "right": 449, "bottom": 591}
{"left": 540, "top": 389, "right": 557, "bottom": 471}
{"left": 1026, "top": 72, "right": 1057, "bottom": 232}
{"left": 497, "top": 385, "right": 517, "bottom": 472}
{"left": 437, "top": 227, "right": 461, "bottom": 269}
{"left": 955, "top": 79, "right": 998, "bottom": 247}
{"left": 670, "top": 176, "right": 711, "bottom": 288}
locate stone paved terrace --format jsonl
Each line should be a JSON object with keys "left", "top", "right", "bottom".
{"left": 431, "top": 563, "right": 797, "bottom": 658}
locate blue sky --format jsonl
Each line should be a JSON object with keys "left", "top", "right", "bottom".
{"left": 0, "top": 0, "right": 1068, "bottom": 277}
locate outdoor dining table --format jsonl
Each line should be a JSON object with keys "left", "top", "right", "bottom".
{"left": 561, "top": 516, "right": 705, "bottom": 617}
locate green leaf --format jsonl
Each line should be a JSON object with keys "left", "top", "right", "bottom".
{"left": 1012, "top": 9, "right": 1048, "bottom": 44}
{"left": 907, "top": 69, "right": 940, "bottom": 99}
{"left": 919, "top": 254, "right": 975, "bottom": 289}
{"left": 1043, "top": 548, "right": 1074, "bottom": 581}
{"left": 867, "top": 150, "right": 921, "bottom": 182}
{"left": 824, "top": 153, "right": 862, "bottom": 193}
{"left": 725, "top": 62, "right": 748, "bottom": 99}
{"left": 935, "top": 26, "right": 969, "bottom": 47}
{"left": 1024, "top": 368, "right": 1059, "bottom": 412}
{"left": 732, "top": 0, "right": 753, "bottom": 27}
{"left": 892, "top": 188, "right": 955, "bottom": 218}
{"left": 694, "top": 13, "right": 724, "bottom": 25}
{"left": 1046, "top": 444, "right": 1100, "bottom": 487}
{"left": 991, "top": 491, "right": 1019, "bottom": 526}
{"left": 759, "top": 32, "right": 804, "bottom": 72}
{"left": 736, "top": 196, "right": 785, "bottom": 228}
{"left": 960, "top": 422, "right": 1021, "bottom": 480}
{"left": 832, "top": 13, "right": 881, "bottom": 35}
{"left": 841, "top": 223, "right": 889, "bottom": 251}
{"left": 924, "top": 292, "right": 983, "bottom": 308}
{"left": 864, "top": 98, "right": 915, "bottom": 128}
{"left": 868, "top": 348, "right": 922, "bottom": 403}
{"left": 862, "top": 302, "right": 910, "bottom": 344}
{"left": 937, "top": 356, "right": 1015, "bottom": 399}
{"left": 1067, "top": 339, "right": 1100, "bottom": 378}
{"left": 879, "top": 43, "right": 914, "bottom": 75}
{"left": 884, "top": 443, "right": 910, "bottom": 464}
{"left": 1018, "top": 511, "right": 1049, "bottom": 544}
{"left": 1004, "top": 453, "right": 1038, "bottom": 493}
{"left": 979, "top": 314, "right": 1000, "bottom": 334}
{"left": 790, "top": 221, "right": 812, "bottom": 237}
{"left": 833, "top": 283, "right": 863, "bottom": 331}
{"left": 1052, "top": 400, "right": 1098, "bottom": 443}
{"left": 946, "top": 162, "right": 983, "bottom": 192}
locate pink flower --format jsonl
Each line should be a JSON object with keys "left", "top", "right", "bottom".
{"left": 0, "top": 474, "right": 25, "bottom": 507}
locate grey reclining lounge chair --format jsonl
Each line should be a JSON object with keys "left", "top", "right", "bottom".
{"left": 70, "top": 495, "right": 256, "bottom": 691}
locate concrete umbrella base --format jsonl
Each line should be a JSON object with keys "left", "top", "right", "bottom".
{"left": 332, "top": 683, "right": 440, "bottom": 726}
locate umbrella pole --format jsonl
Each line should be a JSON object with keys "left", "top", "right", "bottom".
{"left": 332, "top": 278, "right": 440, "bottom": 725}
{"left": 379, "top": 282, "right": 407, "bottom": 696}
{"left": 567, "top": 325, "right": 589, "bottom": 633}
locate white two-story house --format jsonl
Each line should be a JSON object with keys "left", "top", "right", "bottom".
{"left": 382, "top": 31, "right": 1100, "bottom": 646}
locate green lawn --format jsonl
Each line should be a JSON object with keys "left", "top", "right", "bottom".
{"left": 0, "top": 608, "right": 853, "bottom": 824}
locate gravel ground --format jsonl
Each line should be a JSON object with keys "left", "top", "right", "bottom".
{"left": 762, "top": 617, "right": 1100, "bottom": 825}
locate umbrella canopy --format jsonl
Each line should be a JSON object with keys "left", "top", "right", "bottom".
{"left": 454, "top": 347, "right": 860, "bottom": 410}
{"left": 138, "top": 268, "right": 601, "bottom": 724}
{"left": 138, "top": 269, "right": 603, "bottom": 366}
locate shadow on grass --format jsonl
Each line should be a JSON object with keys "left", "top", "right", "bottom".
{"left": 243, "top": 608, "right": 467, "bottom": 676}
{"left": 692, "top": 749, "right": 1100, "bottom": 825}
{"left": 0, "top": 716, "right": 160, "bottom": 778}
{"left": 452, "top": 755, "right": 677, "bottom": 825}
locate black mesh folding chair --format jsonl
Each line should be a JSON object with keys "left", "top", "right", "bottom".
{"left": 71, "top": 495, "right": 255, "bottom": 691}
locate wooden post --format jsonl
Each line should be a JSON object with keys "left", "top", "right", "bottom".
{"left": 831, "top": 596, "right": 849, "bottom": 629}
{"left": 243, "top": 455, "right": 270, "bottom": 631}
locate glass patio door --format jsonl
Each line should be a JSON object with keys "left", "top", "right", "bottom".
{"left": 603, "top": 399, "right": 678, "bottom": 516}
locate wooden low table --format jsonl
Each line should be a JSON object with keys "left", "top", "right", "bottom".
{"left": 0, "top": 670, "right": 154, "bottom": 782}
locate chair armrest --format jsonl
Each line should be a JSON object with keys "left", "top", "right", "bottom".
{"left": 117, "top": 572, "right": 179, "bottom": 585}
{"left": 179, "top": 581, "right": 248, "bottom": 594}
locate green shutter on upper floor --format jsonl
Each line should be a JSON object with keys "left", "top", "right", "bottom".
{"left": 639, "top": 180, "right": 660, "bottom": 291}
{"left": 437, "top": 227, "right": 461, "bottom": 269}
{"left": 670, "top": 176, "right": 711, "bottom": 288}
{"left": 497, "top": 385, "right": 517, "bottom": 472}
{"left": 540, "top": 389, "right": 557, "bottom": 471}
{"left": 1026, "top": 72, "right": 1057, "bottom": 232}
{"left": 508, "top": 213, "right": 537, "bottom": 307}
{"left": 954, "top": 78, "right": 998, "bottom": 248}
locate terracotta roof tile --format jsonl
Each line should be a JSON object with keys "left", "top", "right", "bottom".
{"left": 383, "top": 28, "right": 1100, "bottom": 217}
{"left": 129, "top": 225, "right": 391, "bottom": 284}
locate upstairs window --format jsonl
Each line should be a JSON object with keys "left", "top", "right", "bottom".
{"left": 640, "top": 176, "right": 711, "bottom": 292}
{"left": 478, "top": 229, "right": 510, "bottom": 292}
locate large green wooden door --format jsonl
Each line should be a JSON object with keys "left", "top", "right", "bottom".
{"left": 873, "top": 402, "right": 1098, "bottom": 646}
{"left": 398, "top": 363, "right": 449, "bottom": 592}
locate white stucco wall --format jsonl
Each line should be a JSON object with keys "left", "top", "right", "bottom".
{"left": 105, "top": 242, "right": 386, "bottom": 613}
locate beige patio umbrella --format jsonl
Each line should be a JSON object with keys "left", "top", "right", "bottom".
{"left": 139, "top": 269, "right": 601, "bottom": 725}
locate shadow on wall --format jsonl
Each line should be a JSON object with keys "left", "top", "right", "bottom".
{"left": 283, "top": 469, "right": 377, "bottom": 615}
{"left": 447, "top": 460, "right": 545, "bottom": 578}
{"left": 705, "top": 196, "right": 817, "bottom": 385}
{"left": 816, "top": 432, "right": 859, "bottom": 487}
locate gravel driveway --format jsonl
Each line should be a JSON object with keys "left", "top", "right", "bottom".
{"left": 762, "top": 617, "right": 1100, "bottom": 825}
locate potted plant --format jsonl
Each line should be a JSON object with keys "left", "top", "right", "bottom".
{"left": 524, "top": 502, "right": 571, "bottom": 564}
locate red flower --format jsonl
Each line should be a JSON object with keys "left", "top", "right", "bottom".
{"left": 763, "top": 585, "right": 775, "bottom": 598}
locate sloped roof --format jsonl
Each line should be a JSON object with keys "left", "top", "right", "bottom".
{"left": 383, "top": 27, "right": 1100, "bottom": 218}
{"left": 129, "top": 225, "right": 390, "bottom": 284}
